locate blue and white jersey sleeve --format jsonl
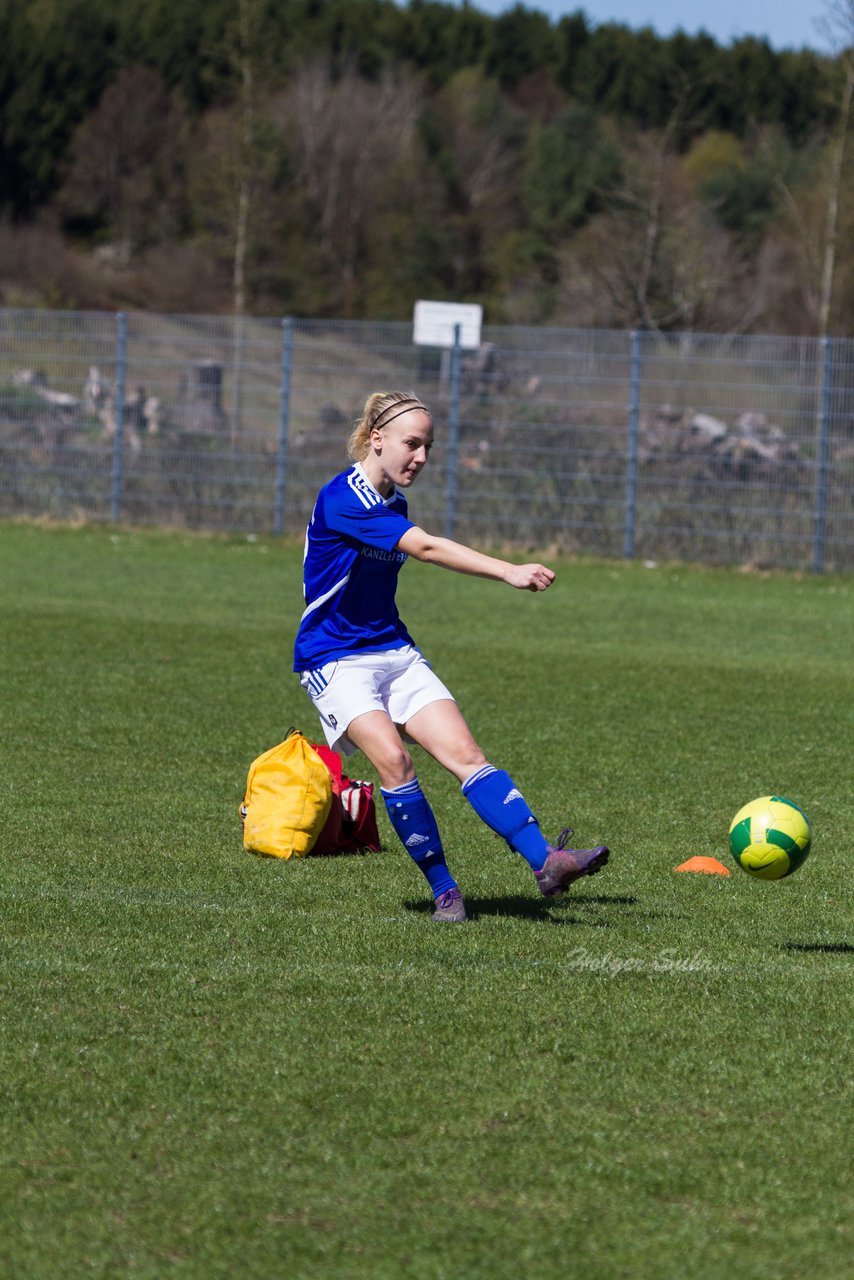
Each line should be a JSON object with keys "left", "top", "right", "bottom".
{"left": 293, "top": 464, "right": 416, "bottom": 671}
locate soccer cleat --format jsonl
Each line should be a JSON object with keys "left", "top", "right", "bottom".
{"left": 432, "top": 888, "right": 467, "bottom": 923}
{"left": 534, "top": 829, "right": 609, "bottom": 897}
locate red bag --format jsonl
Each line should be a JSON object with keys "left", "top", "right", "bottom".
{"left": 310, "top": 743, "right": 381, "bottom": 856}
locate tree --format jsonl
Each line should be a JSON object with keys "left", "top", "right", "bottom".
{"left": 278, "top": 57, "right": 425, "bottom": 315}
{"left": 418, "top": 67, "right": 526, "bottom": 302}
{"left": 396, "top": 0, "right": 494, "bottom": 83}
{"left": 59, "top": 67, "right": 190, "bottom": 255}
{"left": 768, "top": 8, "right": 853, "bottom": 336}
{"left": 486, "top": 5, "right": 556, "bottom": 89}
{"left": 524, "top": 103, "right": 622, "bottom": 238}
{"left": 687, "top": 130, "right": 781, "bottom": 252}
{"left": 562, "top": 94, "right": 760, "bottom": 334}
{"left": 815, "top": 0, "right": 854, "bottom": 338}
{"left": 230, "top": 0, "right": 260, "bottom": 319}
{"left": 0, "top": 0, "right": 118, "bottom": 215}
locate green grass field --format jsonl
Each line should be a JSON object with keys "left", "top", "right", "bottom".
{"left": 1, "top": 522, "right": 852, "bottom": 1279}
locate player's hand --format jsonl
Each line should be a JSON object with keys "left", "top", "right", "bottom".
{"left": 507, "top": 563, "right": 555, "bottom": 592}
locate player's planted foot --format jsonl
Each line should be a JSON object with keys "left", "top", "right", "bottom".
{"left": 432, "top": 888, "right": 467, "bottom": 922}
{"left": 535, "top": 829, "right": 609, "bottom": 896}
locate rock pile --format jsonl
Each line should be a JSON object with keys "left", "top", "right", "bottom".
{"left": 640, "top": 405, "right": 802, "bottom": 476}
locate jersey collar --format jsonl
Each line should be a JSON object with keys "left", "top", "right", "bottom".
{"left": 354, "top": 461, "right": 398, "bottom": 504}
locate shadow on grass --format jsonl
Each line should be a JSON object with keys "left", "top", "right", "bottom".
{"left": 783, "top": 941, "right": 854, "bottom": 955}
{"left": 403, "top": 892, "right": 639, "bottom": 924}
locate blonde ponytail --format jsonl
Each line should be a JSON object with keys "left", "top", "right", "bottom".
{"left": 347, "top": 390, "right": 431, "bottom": 461}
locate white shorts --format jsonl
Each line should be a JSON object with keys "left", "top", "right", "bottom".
{"left": 298, "top": 644, "right": 455, "bottom": 756}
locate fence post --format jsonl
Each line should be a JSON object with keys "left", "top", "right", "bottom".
{"left": 231, "top": 313, "right": 246, "bottom": 448}
{"left": 444, "top": 323, "right": 462, "bottom": 539}
{"left": 623, "top": 329, "right": 642, "bottom": 559}
{"left": 273, "top": 316, "right": 294, "bottom": 536}
{"left": 811, "top": 335, "right": 833, "bottom": 573}
{"left": 110, "top": 311, "right": 128, "bottom": 524}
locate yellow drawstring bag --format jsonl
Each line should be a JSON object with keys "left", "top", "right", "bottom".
{"left": 240, "top": 728, "right": 333, "bottom": 859}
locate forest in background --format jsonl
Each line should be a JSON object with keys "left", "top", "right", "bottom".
{"left": 1, "top": 0, "right": 853, "bottom": 335}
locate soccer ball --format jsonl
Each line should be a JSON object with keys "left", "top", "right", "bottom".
{"left": 728, "top": 795, "right": 811, "bottom": 880}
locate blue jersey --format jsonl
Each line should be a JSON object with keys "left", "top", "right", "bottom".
{"left": 293, "top": 464, "right": 416, "bottom": 671}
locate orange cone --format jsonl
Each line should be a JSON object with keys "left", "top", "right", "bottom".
{"left": 675, "top": 856, "right": 731, "bottom": 876}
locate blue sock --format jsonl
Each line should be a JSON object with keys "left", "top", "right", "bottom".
{"left": 462, "top": 765, "right": 549, "bottom": 872}
{"left": 381, "top": 779, "right": 457, "bottom": 899}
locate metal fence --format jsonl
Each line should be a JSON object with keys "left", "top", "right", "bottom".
{"left": 1, "top": 309, "right": 852, "bottom": 571}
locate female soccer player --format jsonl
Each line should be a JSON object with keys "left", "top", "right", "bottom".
{"left": 294, "top": 390, "right": 609, "bottom": 921}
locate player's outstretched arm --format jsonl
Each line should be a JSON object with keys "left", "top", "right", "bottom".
{"left": 397, "top": 526, "right": 554, "bottom": 592}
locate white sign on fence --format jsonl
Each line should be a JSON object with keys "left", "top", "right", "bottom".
{"left": 412, "top": 300, "right": 483, "bottom": 350}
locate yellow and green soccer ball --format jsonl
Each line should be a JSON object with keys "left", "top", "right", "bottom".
{"left": 728, "top": 795, "right": 811, "bottom": 880}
